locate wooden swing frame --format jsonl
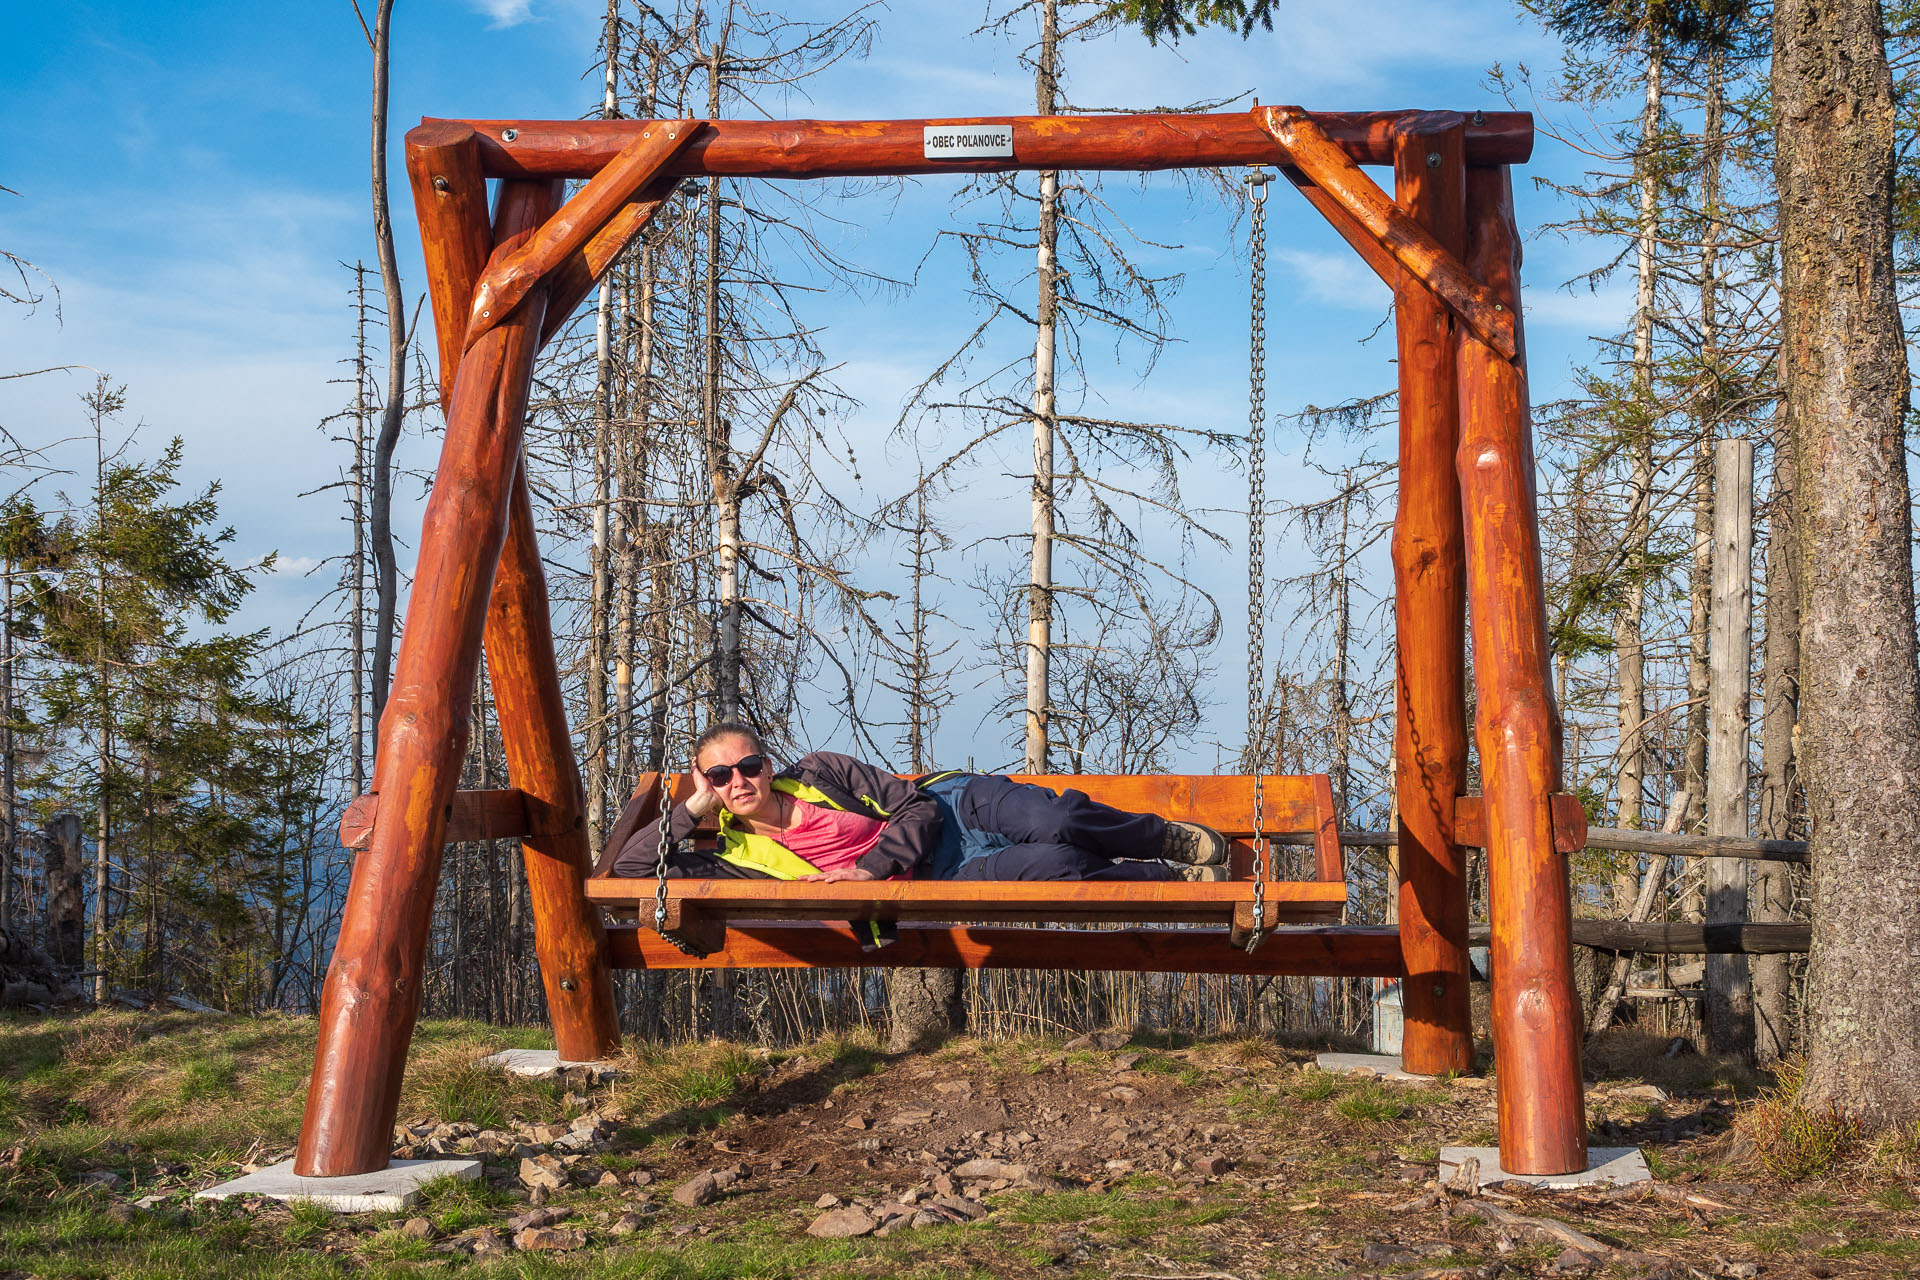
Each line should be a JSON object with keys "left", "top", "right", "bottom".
{"left": 294, "top": 105, "right": 1587, "bottom": 1182}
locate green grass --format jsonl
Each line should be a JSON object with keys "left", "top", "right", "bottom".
{"left": 1334, "top": 1081, "right": 1411, "bottom": 1123}
{"left": 1287, "top": 1070, "right": 1338, "bottom": 1102}
{"left": 1870, "top": 1185, "right": 1916, "bottom": 1212}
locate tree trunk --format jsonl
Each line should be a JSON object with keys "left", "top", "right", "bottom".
{"left": 368, "top": 0, "right": 407, "bottom": 723}
{"left": 887, "top": 965, "right": 966, "bottom": 1053}
{"left": 1614, "top": 36, "right": 1663, "bottom": 850}
{"left": 352, "top": 264, "right": 370, "bottom": 797}
{"left": 1754, "top": 438, "right": 1798, "bottom": 1064}
{"left": 1023, "top": 0, "right": 1060, "bottom": 774}
{"left": 1704, "top": 438, "right": 1753, "bottom": 1058}
{"left": 585, "top": 0, "right": 621, "bottom": 848}
{"left": 1775, "top": 0, "right": 1920, "bottom": 1129}
{"left": 44, "top": 813, "right": 84, "bottom": 976}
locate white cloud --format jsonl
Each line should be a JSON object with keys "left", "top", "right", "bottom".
{"left": 1275, "top": 248, "right": 1388, "bottom": 311}
{"left": 470, "top": 0, "right": 535, "bottom": 29}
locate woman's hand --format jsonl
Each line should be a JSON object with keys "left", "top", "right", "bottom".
{"left": 684, "top": 764, "right": 721, "bottom": 819}
{"left": 797, "top": 865, "right": 878, "bottom": 883}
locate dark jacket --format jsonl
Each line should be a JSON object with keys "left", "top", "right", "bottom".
{"left": 608, "top": 751, "right": 942, "bottom": 880}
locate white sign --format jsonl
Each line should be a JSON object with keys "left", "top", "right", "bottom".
{"left": 923, "top": 124, "right": 1014, "bottom": 160}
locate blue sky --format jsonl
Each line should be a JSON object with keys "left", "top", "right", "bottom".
{"left": 2, "top": 0, "right": 1629, "bottom": 770}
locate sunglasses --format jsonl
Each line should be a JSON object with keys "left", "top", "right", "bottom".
{"left": 700, "top": 754, "right": 767, "bottom": 787}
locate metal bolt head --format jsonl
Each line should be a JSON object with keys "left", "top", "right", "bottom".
{"left": 1471, "top": 110, "right": 1486, "bottom": 126}
{"left": 502, "top": 128, "right": 518, "bottom": 142}
{"left": 560, "top": 978, "right": 576, "bottom": 991}
{"left": 1433, "top": 983, "right": 1446, "bottom": 998}
{"left": 432, "top": 175, "right": 450, "bottom": 193}
{"left": 1427, "top": 152, "right": 1442, "bottom": 168}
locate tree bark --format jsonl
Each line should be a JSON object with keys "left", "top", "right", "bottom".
{"left": 1775, "top": 0, "right": 1920, "bottom": 1129}
{"left": 887, "top": 966, "right": 967, "bottom": 1053}
{"left": 585, "top": 0, "right": 621, "bottom": 849}
{"left": 44, "top": 813, "right": 84, "bottom": 975}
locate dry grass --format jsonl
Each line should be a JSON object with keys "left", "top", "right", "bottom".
{"left": 1734, "top": 1057, "right": 1862, "bottom": 1181}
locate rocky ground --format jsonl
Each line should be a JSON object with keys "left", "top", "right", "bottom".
{"left": 1, "top": 1012, "right": 1916, "bottom": 1278}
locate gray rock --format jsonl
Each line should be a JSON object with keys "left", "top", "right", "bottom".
{"left": 672, "top": 1171, "right": 722, "bottom": 1207}
{"left": 513, "top": 1226, "right": 587, "bottom": 1252}
{"left": 806, "top": 1206, "right": 877, "bottom": 1238}
{"left": 814, "top": 1193, "right": 842, "bottom": 1209}
{"left": 952, "top": 1157, "right": 1027, "bottom": 1181}
{"left": 505, "top": 1207, "right": 565, "bottom": 1233}
{"left": 609, "top": 1210, "right": 648, "bottom": 1234}
{"left": 399, "top": 1217, "right": 435, "bottom": 1240}
{"left": 1192, "top": 1155, "right": 1233, "bottom": 1177}
{"left": 82, "top": 1170, "right": 125, "bottom": 1191}
{"left": 517, "top": 1155, "right": 567, "bottom": 1192}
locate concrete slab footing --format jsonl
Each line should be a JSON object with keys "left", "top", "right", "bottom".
{"left": 194, "top": 1158, "right": 483, "bottom": 1212}
{"left": 1314, "top": 1051, "right": 1438, "bottom": 1083}
{"left": 1438, "top": 1145, "right": 1652, "bottom": 1190}
{"left": 480, "top": 1048, "right": 616, "bottom": 1079}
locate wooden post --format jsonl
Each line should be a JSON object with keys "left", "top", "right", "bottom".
{"left": 485, "top": 460, "right": 622, "bottom": 1062}
{"left": 294, "top": 179, "right": 560, "bottom": 1178}
{"left": 1705, "top": 436, "right": 1754, "bottom": 1057}
{"left": 1456, "top": 165, "right": 1586, "bottom": 1175}
{"left": 1390, "top": 117, "right": 1474, "bottom": 1076}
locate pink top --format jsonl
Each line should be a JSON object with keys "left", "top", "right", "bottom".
{"left": 773, "top": 797, "right": 889, "bottom": 876}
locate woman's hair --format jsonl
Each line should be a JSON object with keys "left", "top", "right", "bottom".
{"left": 692, "top": 720, "right": 767, "bottom": 761}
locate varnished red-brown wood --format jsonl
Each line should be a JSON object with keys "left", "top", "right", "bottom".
{"left": 1285, "top": 169, "right": 1402, "bottom": 288}
{"left": 1002, "top": 773, "right": 1328, "bottom": 841}
{"left": 294, "top": 180, "right": 559, "bottom": 1179}
{"left": 1260, "top": 107, "right": 1516, "bottom": 361}
{"left": 466, "top": 123, "right": 694, "bottom": 350}
{"left": 1390, "top": 118, "right": 1474, "bottom": 1077}
{"left": 588, "top": 876, "right": 1349, "bottom": 925}
{"left": 540, "top": 176, "right": 680, "bottom": 348}
{"left": 1457, "top": 165, "right": 1585, "bottom": 1176}
{"left": 338, "top": 787, "right": 563, "bottom": 851}
{"left": 485, "top": 461, "right": 622, "bottom": 1064}
{"left": 403, "top": 121, "right": 495, "bottom": 407}
{"left": 424, "top": 110, "right": 1534, "bottom": 181}
{"left": 607, "top": 922, "right": 1406, "bottom": 976}
{"left": 1452, "top": 793, "right": 1588, "bottom": 854}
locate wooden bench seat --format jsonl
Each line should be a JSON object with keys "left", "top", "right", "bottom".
{"left": 584, "top": 771, "right": 1347, "bottom": 957}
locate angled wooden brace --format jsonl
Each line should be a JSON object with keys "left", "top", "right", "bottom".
{"left": 465, "top": 121, "right": 697, "bottom": 351}
{"left": 1258, "top": 106, "right": 1517, "bottom": 361}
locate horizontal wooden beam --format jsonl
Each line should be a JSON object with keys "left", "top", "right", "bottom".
{"left": 420, "top": 110, "right": 1534, "bottom": 182}
{"left": 1467, "top": 920, "right": 1810, "bottom": 955}
{"left": 589, "top": 876, "right": 1348, "bottom": 926}
{"left": 605, "top": 921, "right": 1406, "bottom": 975}
{"left": 338, "top": 788, "right": 568, "bottom": 851}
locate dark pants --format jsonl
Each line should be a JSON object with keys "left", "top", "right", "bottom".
{"left": 924, "top": 773, "right": 1175, "bottom": 882}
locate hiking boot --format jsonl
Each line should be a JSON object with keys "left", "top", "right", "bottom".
{"left": 1175, "top": 862, "right": 1230, "bottom": 883}
{"left": 1161, "top": 820, "right": 1229, "bottom": 866}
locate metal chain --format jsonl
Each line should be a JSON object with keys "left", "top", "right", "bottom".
{"left": 650, "top": 556, "right": 707, "bottom": 956}
{"left": 1244, "top": 166, "right": 1272, "bottom": 954}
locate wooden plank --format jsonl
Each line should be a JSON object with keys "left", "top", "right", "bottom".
{"left": 1457, "top": 164, "right": 1585, "bottom": 1177}
{"left": 605, "top": 922, "right": 1408, "bottom": 976}
{"left": 296, "top": 179, "right": 560, "bottom": 1180}
{"left": 430, "top": 110, "right": 1536, "bottom": 180}
{"left": 1260, "top": 107, "right": 1516, "bottom": 361}
{"left": 1391, "top": 115, "right": 1474, "bottom": 1077}
{"left": 587, "top": 876, "right": 1349, "bottom": 926}
{"left": 467, "top": 123, "right": 695, "bottom": 350}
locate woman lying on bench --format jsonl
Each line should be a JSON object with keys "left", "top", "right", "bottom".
{"left": 608, "top": 720, "right": 1229, "bottom": 884}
